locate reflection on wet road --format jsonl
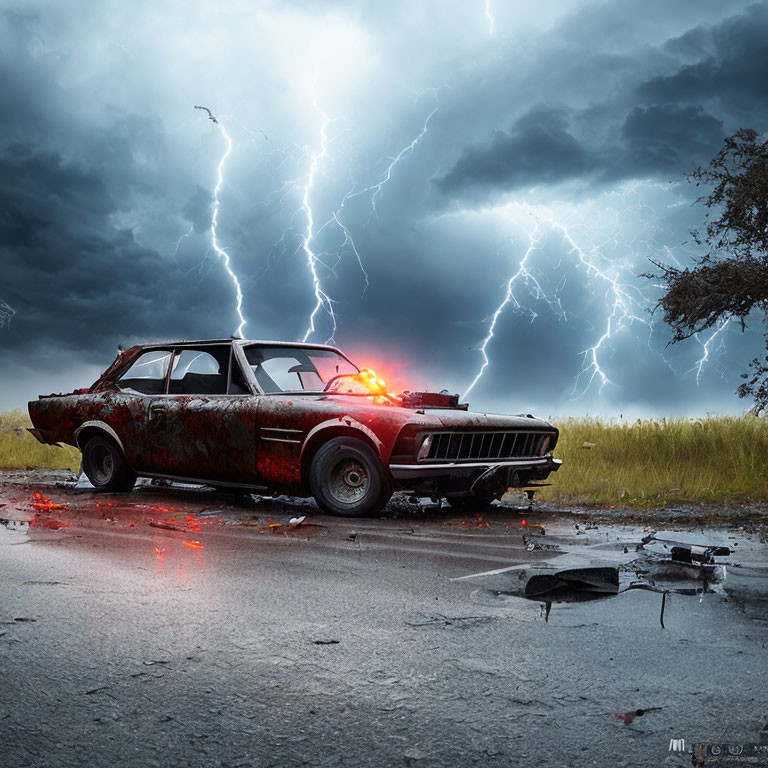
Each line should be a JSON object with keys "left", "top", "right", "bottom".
{"left": 1, "top": 472, "right": 767, "bottom": 767}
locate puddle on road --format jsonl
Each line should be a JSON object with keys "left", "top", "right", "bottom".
{"left": 470, "top": 530, "right": 745, "bottom": 625}
{"left": 0, "top": 517, "right": 32, "bottom": 545}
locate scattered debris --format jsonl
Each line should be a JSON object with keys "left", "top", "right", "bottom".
{"left": 612, "top": 707, "right": 662, "bottom": 725}
{"left": 525, "top": 567, "right": 619, "bottom": 599}
{"left": 522, "top": 536, "right": 560, "bottom": 552}
{"left": 312, "top": 639, "right": 340, "bottom": 645}
{"left": 288, "top": 516, "right": 306, "bottom": 528}
{"left": 148, "top": 520, "right": 181, "bottom": 531}
{"left": 85, "top": 686, "right": 111, "bottom": 696}
{"left": 143, "top": 660, "right": 170, "bottom": 666}
{"left": 582, "top": 441, "right": 597, "bottom": 449}
{"left": 347, "top": 532, "right": 357, "bottom": 542}
{"left": 13, "top": 617, "right": 36, "bottom": 622}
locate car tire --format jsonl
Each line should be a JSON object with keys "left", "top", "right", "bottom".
{"left": 449, "top": 494, "right": 496, "bottom": 513}
{"left": 82, "top": 435, "right": 137, "bottom": 492}
{"left": 309, "top": 436, "right": 392, "bottom": 517}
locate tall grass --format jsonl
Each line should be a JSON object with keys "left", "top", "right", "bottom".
{"left": 0, "top": 409, "right": 80, "bottom": 472}
{"left": 538, "top": 415, "right": 768, "bottom": 506}
{"left": 0, "top": 410, "right": 766, "bottom": 506}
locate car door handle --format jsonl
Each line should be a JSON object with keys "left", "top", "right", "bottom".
{"left": 149, "top": 403, "right": 168, "bottom": 421}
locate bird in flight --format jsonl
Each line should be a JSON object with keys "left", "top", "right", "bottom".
{"left": 194, "top": 105, "right": 218, "bottom": 124}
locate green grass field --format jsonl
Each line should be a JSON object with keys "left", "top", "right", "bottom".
{"left": 536, "top": 415, "right": 768, "bottom": 507}
{"left": 1, "top": 410, "right": 765, "bottom": 506}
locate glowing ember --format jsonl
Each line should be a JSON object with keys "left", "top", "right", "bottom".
{"left": 154, "top": 546, "right": 166, "bottom": 571}
{"left": 31, "top": 492, "right": 67, "bottom": 511}
{"left": 185, "top": 515, "right": 201, "bottom": 532}
{"left": 183, "top": 540, "right": 204, "bottom": 550}
{"left": 521, "top": 519, "right": 546, "bottom": 534}
{"left": 461, "top": 515, "right": 489, "bottom": 528}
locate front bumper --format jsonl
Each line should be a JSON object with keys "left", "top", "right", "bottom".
{"left": 388, "top": 456, "right": 562, "bottom": 496}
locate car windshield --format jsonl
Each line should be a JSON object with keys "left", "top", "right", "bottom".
{"left": 244, "top": 346, "right": 358, "bottom": 394}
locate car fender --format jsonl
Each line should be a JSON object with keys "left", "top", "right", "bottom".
{"left": 301, "top": 416, "right": 385, "bottom": 464}
{"left": 73, "top": 420, "right": 126, "bottom": 453}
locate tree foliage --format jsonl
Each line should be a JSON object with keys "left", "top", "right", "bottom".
{"left": 651, "top": 129, "right": 768, "bottom": 408}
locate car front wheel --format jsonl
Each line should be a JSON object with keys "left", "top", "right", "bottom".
{"left": 309, "top": 436, "right": 392, "bottom": 517}
{"left": 82, "top": 435, "right": 137, "bottom": 492}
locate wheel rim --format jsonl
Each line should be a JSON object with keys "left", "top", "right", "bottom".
{"left": 89, "top": 443, "right": 115, "bottom": 486}
{"left": 328, "top": 458, "right": 369, "bottom": 504}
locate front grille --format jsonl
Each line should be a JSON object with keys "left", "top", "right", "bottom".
{"left": 421, "top": 431, "right": 553, "bottom": 463}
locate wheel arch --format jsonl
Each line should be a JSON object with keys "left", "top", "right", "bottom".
{"left": 299, "top": 420, "right": 386, "bottom": 491}
{"left": 74, "top": 421, "right": 126, "bottom": 454}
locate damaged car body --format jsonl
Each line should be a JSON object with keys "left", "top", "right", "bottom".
{"left": 28, "top": 339, "right": 562, "bottom": 516}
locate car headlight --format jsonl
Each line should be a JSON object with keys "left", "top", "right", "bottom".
{"left": 417, "top": 434, "right": 432, "bottom": 460}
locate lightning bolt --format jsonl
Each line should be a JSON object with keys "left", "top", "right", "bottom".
{"left": 542, "top": 215, "right": 647, "bottom": 398}
{"left": 690, "top": 318, "right": 730, "bottom": 385}
{"left": 294, "top": 91, "right": 440, "bottom": 343}
{"left": 196, "top": 105, "right": 247, "bottom": 339}
{"left": 171, "top": 224, "right": 194, "bottom": 257}
{"left": 463, "top": 226, "right": 542, "bottom": 398}
{"left": 339, "top": 89, "right": 440, "bottom": 223}
{"left": 300, "top": 100, "right": 335, "bottom": 343}
{"left": 464, "top": 203, "right": 649, "bottom": 400}
{"left": 484, "top": 0, "right": 495, "bottom": 34}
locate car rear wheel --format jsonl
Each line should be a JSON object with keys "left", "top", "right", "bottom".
{"left": 309, "top": 436, "right": 392, "bottom": 517}
{"left": 82, "top": 435, "right": 137, "bottom": 492}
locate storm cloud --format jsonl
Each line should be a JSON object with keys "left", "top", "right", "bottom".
{"left": 0, "top": 0, "right": 765, "bottom": 416}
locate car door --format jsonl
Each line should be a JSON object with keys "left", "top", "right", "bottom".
{"left": 109, "top": 348, "right": 175, "bottom": 471}
{"left": 144, "top": 344, "right": 260, "bottom": 483}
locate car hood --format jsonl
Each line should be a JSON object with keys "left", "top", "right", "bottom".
{"left": 420, "top": 408, "right": 554, "bottom": 431}
{"left": 320, "top": 395, "right": 554, "bottom": 431}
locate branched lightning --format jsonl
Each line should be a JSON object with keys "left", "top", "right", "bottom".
{"left": 300, "top": 101, "right": 335, "bottom": 343}
{"left": 195, "top": 105, "right": 247, "bottom": 339}
{"left": 464, "top": 203, "right": 649, "bottom": 400}
{"left": 690, "top": 318, "right": 730, "bottom": 385}
{"left": 266, "top": 90, "right": 440, "bottom": 344}
{"left": 338, "top": 90, "right": 440, "bottom": 223}
{"left": 171, "top": 224, "right": 194, "bottom": 256}
{"left": 464, "top": 227, "right": 541, "bottom": 397}
{"left": 542, "top": 215, "right": 647, "bottom": 398}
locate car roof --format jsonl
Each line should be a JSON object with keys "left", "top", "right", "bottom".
{"left": 132, "top": 339, "right": 343, "bottom": 352}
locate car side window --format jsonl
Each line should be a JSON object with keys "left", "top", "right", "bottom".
{"left": 117, "top": 351, "right": 172, "bottom": 395}
{"left": 169, "top": 348, "right": 229, "bottom": 395}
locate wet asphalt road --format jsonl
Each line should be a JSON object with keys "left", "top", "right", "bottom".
{"left": 1, "top": 472, "right": 767, "bottom": 768}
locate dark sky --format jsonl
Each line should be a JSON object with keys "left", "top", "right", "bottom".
{"left": 1, "top": 0, "right": 766, "bottom": 417}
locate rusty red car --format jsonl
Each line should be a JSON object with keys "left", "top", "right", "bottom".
{"left": 28, "top": 339, "right": 561, "bottom": 516}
